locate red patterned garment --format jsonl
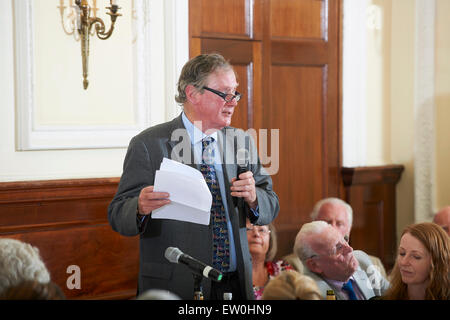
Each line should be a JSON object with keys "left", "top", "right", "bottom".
{"left": 253, "top": 260, "right": 294, "bottom": 300}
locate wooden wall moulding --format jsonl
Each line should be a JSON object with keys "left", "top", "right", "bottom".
{"left": 0, "top": 178, "right": 139, "bottom": 300}
{"left": 342, "top": 165, "right": 404, "bottom": 272}
{"left": 342, "top": 165, "right": 405, "bottom": 186}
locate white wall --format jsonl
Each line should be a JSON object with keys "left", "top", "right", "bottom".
{"left": 33, "top": 0, "right": 134, "bottom": 126}
{"left": 0, "top": 0, "right": 187, "bottom": 182}
{"left": 390, "top": 0, "right": 416, "bottom": 236}
{"left": 435, "top": 0, "right": 450, "bottom": 211}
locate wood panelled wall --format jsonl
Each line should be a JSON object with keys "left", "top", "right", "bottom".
{"left": 0, "top": 179, "right": 138, "bottom": 299}
{"left": 342, "top": 165, "right": 404, "bottom": 272}
{"left": 190, "top": 0, "right": 343, "bottom": 257}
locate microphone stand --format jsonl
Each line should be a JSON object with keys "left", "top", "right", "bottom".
{"left": 193, "top": 273, "right": 204, "bottom": 300}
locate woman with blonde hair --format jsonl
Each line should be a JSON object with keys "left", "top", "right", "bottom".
{"left": 261, "top": 270, "right": 322, "bottom": 300}
{"left": 383, "top": 222, "right": 450, "bottom": 300}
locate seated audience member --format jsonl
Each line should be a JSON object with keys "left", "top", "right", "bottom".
{"left": 136, "top": 289, "right": 181, "bottom": 300}
{"left": 433, "top": 206, "right": 450, "bottom": 236}
{"left": 284, "top": 198, "right": 387, "bottom": 278}
{"left": 0, "top": 238, "right": 51, "bottom": 295}
{"left": 293, "top": 221, "right": 390, "bottom": 300}
{"left": 246, "top": 220, "right": 293, "bottom": 300}
{"left": 382, "top": 222, "right": 450, "bottom": 300}
{"left": 0, "top": 280, "right": 65, "bottom": 300}
{"left": 261, "top": 270, "right": 322, "bottom": 300}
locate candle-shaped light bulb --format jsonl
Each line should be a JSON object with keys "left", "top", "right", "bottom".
{"left": 111, "top": 0, "right": 118, "bottom": 5}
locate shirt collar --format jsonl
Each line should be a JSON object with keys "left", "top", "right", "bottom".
{"left": 324, "top": 276, "right": 355, "bottom": 290}
{"left": 181, "top": 112, "right": 218, "bottom": 145}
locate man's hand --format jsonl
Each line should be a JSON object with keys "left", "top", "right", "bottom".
{"left": 230, "top": 171, "right": 257, "bottom": 209}
{"left": 138, "top": 186, "right": 171, "bottom": 215}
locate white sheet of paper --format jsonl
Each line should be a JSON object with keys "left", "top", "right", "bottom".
{"left": 152, "top": 158, "right": 212, "bottom": 225}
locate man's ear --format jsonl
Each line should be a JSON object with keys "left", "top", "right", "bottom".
{"left": 185, "top": 85, "right": 200, "bottom": 104}
{"left": 306, "top": 258, "right": 322, "bottom": 274}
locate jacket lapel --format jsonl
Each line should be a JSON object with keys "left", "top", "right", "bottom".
{"left": 166, "top": 114, "right": 198, "bottom": 170}
{"left": 217, "top": 129, "right": 238, "bottom": 185}
{"left": 352, "top": 267, "right": 375, "bottom": 299}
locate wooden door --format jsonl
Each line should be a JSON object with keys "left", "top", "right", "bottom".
{"left": 190, "top": 0, "right": 343, "bottom": 258}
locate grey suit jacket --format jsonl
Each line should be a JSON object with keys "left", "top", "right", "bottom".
{"left": 302, "top": 250, "right": 390, "bottom": 300}
{"left": 108, "top": 114, "right": 279, "bottom": 299}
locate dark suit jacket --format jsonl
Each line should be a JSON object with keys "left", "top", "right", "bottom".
{"left": 108, "top": 114, "right": 279, "bottom": 299}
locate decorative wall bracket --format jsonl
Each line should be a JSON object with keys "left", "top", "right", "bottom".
{"left": 73, "top": 0, "right": 121, "bottom": 89}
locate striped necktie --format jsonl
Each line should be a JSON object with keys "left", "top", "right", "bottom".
{"left": 200, "top": 137, "right": 230, "bottom": 272}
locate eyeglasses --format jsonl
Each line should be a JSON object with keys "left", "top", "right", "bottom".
{"left": 309, "top": 241, "right": 348, "bottom": 259}
{"left": 246, "top": 226, "right": 271, "bottom": 235}
{"left": 202, "top": 86, "right": 241, "bottom": 103}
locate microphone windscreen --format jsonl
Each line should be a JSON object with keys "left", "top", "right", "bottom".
{"left": 165, "top": 247, "right": 183, "bottom": 263}
{"left": 236, "top": 148, "right": 249, "bottom": 166}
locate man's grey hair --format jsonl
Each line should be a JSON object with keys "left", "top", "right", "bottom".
{"left": 310, "top": 197, "right": 353, "bottom": 228}
{"left": 0, "top": 238, "right": 51, "bottom": 294}
{"left": 175, "top": 53, "right": 234, "bottom": 105}
{"left": 293, "top": 221, "right": 330, "bottom": 263}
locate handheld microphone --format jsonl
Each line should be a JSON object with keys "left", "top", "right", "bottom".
{"left": 164, "top": 247, "right": 223, "bottom": 282}
{"left": 236, "top": 148, "right": 249, "bottom": 179}
{"left": 233, "top": 149, "right": 249, "bottom": 207}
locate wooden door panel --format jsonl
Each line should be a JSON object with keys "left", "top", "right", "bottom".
{"left": 272, "top": 40, "right": 328, "bottom": 65}
{"left": 343, "top": 165, "right": 404, "bottom": 271}
{"left": 191, "top": 0, "right": 257, "bottom": 39}
{"left": 270, "top": 0, "right": 326, "bottom": 39}
{"left": 232, "top": 64, "right": 250, "bottom": 130}
{"left": 202, "top": 0, "right": 247, "bottom": 36}
{"left": 269, "top": 65, "right": 325, "bottom": 225}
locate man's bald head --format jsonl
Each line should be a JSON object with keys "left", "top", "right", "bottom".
{"left": 433, "top": 206, "right": 450, "bottom": 236}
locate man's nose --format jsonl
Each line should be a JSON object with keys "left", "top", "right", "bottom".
{"left": 343, "top": 243, "right": 353, "bottom": 254}
{"left": 227, "top": 97, "right": 238, "bottom": 106}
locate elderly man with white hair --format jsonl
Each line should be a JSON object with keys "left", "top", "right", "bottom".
{"left": 0, "top": 238, "right": 51, "bottom": 295}
{"left": 293, "top": 221, "right": 390, "bottom": 300}
{"left": 433, "top": 206, "right": 450, "bottom": 236}
{"left": 284, "top": 198, "right": 387, "bottom": 278}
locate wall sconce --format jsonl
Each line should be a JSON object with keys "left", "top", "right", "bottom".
{"left": 68, "top": 0, "right": 122, "bottom": 90}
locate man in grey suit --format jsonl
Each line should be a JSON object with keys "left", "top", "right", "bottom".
{"left": 294, "top": 221, "right": 390, "bottom": 300}
{"left": 108, "top": 53, "right": 279, "bottom": 300}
